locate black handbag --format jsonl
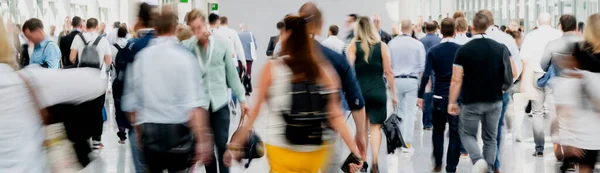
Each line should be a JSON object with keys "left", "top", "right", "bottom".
{"left": 140, "top": 123, "right": 195, "bottom": 154}
{"left": 230, "top": 114, "right": 264, "bottom": 168}
{"left": 382, "top": 108, "right": 407, "bottom": 154}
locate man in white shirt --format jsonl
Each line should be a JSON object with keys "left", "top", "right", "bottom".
{"left": 69, "top": 18, "right": 112, "bottom": 150}
{"left": 321, "top": 25, "right": 345, "bottom": 54}
{"left": 453, "top": 17, "right": 471, "bottom": 45}
{"left": 208, "top": 14, "right": 247, "bottom": 70}
{"left": 518, "top": 12, "right": 562, "bottom": 157}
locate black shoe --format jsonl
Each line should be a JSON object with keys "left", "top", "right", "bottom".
{"left": 424, "top": 127, "right": 432, "bottom": 131}
{"left": 532, "top": 151, "right": 544, "bottom": 157}
{"left": 360, "top": 162, "right": 368, "bottom": 172}
{"left": 432, "top": 166, "right": 442, "bottom": 172}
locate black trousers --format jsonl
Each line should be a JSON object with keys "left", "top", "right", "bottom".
{"left": 432, "top": 98, "right": 461, "bottom": 173}
{"left": 205, "top": 105, "right": 231, "bottom": 173}
{"left": 60, "top": 94, "right": 105, "bottom": 166}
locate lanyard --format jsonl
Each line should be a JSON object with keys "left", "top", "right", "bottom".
{"left": 194, "top": 36, "right": 214, "bottom": 74}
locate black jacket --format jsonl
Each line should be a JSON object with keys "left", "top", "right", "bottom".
{"left": 266, "top": 35, "right": 279, "bottom": 56}
{"left": 380, "top": 30, "right": 392, "bottom": 44}
{"left": 59, "top": 30, "right": 81, "bottom": 68}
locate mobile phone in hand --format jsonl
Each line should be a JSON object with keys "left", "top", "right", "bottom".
{"left": 341, "top": 153, "right": 362, "bottom": 173}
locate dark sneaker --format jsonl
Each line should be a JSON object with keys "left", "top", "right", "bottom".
{"left": 532, "top": 151, "right": 544, "bottom": 157}
{"left": 360, "top": 162, "right": 368, "bottom": 172}
{"left": 432, "top": 166, "right": 442, "bottom": 172}
{"left": 92, "top": 140, "right": 103, "bottom": 150}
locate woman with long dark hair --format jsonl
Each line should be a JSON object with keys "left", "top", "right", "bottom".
{"left": 225, "top": 15, "right": 362, "bottom": 173}
{"left": 346, "top": 16, "right": 396, "bottom": 173}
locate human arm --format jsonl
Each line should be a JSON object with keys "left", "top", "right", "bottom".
{"left": 224, "top": 43, "right": 248, "bottom": 113}
{"left": 540, "top": 44, "right": 553, "bottom": 72}
{"left": 381, "top": 43, "right": 397, "bottom": 105}
{"left": 448, "top": 49, "right": 465, "bottom": 116}
{"left": 22, "top": 67, "right": 107, "bottom": 107}
{"left": 417, "top": 49, "right": 434, "bottom": 109}
{"left": 69, "top": 36, "right": 82, "bottom": 64}
{"left": 502, "top": 48, "right": 514, "bottom": 91}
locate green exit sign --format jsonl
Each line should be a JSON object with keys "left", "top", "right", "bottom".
{"left": 211, "top": 4, "right": 219, "bottom": 11}
{"left": 180, "top": 0, "right": 188, "bottom": 3}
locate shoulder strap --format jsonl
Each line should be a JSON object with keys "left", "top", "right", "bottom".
{"left": 78, "top": 33, "right": 89, "bottom": 45}
{"left": 92, "top": 36, "right": 103, "bottom": 46}
{"left": 16, "top": 71, "right": 50, "bottom": 124}
{"left": 41, "top": 41, "right": 53, "bottom": 56}
{"left": 113, "top": 43, "right": 123, "bottom": 51}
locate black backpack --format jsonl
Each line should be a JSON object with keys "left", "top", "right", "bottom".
{"left": 77, "top": 34, "right": 103, "bottom": 68}
{"left": 111, "top": 42, "right": 131, "bottom": 101}
{"left": 282, "top": 81, "right": 332, "bottom": 145}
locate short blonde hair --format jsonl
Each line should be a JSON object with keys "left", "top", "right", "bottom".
{"left": 455, "top": 17, "right": 468, "bottom": 32}
{"left": 0, "top": 18, "right": 16, "bottom": 69}
{"left": 176, "top": 25, "right": 193, "bottom": 41}
{"left": 583, "top": 14, "right": 600, "bottom": 53}
{"left": 453, "top": 11, "right": 465, "bottom": 19}
{"left": 185, "top": 9, "right": 206, "bottom": 26}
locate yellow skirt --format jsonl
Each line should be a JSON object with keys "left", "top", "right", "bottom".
{"left": 266, "top": 144, "right": 331, "bottom": 173}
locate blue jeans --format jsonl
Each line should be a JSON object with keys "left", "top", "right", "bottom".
{"left": 432, "top": 98, "right": 461, "bottom": 172}
{"left": 423, "top": 92, "right": 434, "bottom": 128}
{"left": 494, "top": 92, "right": 510, "bottom": 170}
{"left": 128, "top": 128, "right": 145, "bottom": 173}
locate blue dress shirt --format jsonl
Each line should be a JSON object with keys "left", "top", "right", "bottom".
{"left": 30, "top": 37, "right": 61, "bottom": 69}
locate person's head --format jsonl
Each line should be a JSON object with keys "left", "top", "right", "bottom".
{"left": 401, "top": 19, "right": 412, "bottom": 34}
{"left": 478, "top": 9, "right": 494, "bottom": 26}
{"left": 121, "top": 23, "right": 128, "bottom": 30}
{"left": 440, "top": 18, "right": 455, "bottom": 38}
{"left": 432, "top": 20, "right": 439, "bottom": 30}
{"left": 117, "top": 26, "right": 128, "bottom": 38}
{"left": 154, "top": 11, "right": 178, "bottom": 36}
{"left": 583, "top": 14, "right": 600, "bottom": 54}
{"left": 453, "top": 11, "right": 465, "bottom": 19}
{"left": 22, "top": 18, "right": 46, "bottom": 44}
{"left": 239, "top": 23, "right": 247, "bottom": 31}
{"left": 135, "top": 2, "right": 155, "bottom": 31}
{"left": 186, "top": 9, "right": 209, "bottom": 42}
{"left": 509, "top": 20, "right": 520, "bottom": 31}
{"left": 505, "top": 30, "right": 523, "bottom": 47}
{"left": 280, "top": 15, "right": 325, "bottom": 81}
{"left": 353, "top": 16, "right": 380, "bottom": 62}
{"left": 500, "top": 25, "right": 506, "bottom": 32}
{"left": 175, "top": 25, "right": 192, "bottom": 41}
{"left": 208, "top": 13, "right": 220, "bottom": 26}
{"left": 82, "top": 19, "right": 87, "bottom": 31}
{"left": 86, "top": 18, "right": 99, "bottom": 31}
{"left": 472, "top": 12, "right": 491, "bottom": 34}
{"left": 0, "top": 17, "right": 16, "bottom": 69}
{"left": 72, "top": 16, "right": 82, "bottom": 29}
{"left": 537, "top": 12, "right": 552, "bottom": 27}
{"left": 328, "top": 25, "right": 339, "bottom": 36}
{"left": 578, "top": 22, "right": 585, "bottom": 33}
{"left": 276, "top": 21, "right": 285, "bottom": 35}
{"left": 392, "top": 23, "right": 399, "bottom": 35}
{"left": 298, "top": 2, "right": 324, "bottom": 36}
{"left": 50, "top": 25, "right": 56, "bottom": 34}
{"left": 113, "top": 21, "right": 121, "bottom": 29}
{"left": 424, "top": 21, "right": 437, "bottom": 33}
{"left": 455, "top": 17, "right": 468, "bottom": 33}
{"left": 346, "top": 14, "right": 358, "bottom": 29}
{"left": 219, "top": 16, "right": 228, "bottom": 26}
{"left": 372, "top": 14, "right": 382, "bottom": 30}
{"left": 99, "top": 23, "right": 106, "bottom": 32}
{"left": 558, "top": 15, "right": 577, "bottom": 32}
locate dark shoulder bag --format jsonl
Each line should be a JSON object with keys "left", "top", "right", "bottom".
{"left": 282, "top": 80, "right": 332, "bottom": 145}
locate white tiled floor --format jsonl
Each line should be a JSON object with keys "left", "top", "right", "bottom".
{"left": 85, "top": 94, "right": 589, "bottom": 173}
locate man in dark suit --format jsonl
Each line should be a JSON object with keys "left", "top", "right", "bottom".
{"left": 266, "top": 21, "right": 284, "bottom": 56}
{"left": 59, "top": 16, "right": 83, "bottom": 68}
{"left": 372, "top": 14, "right": 392, "bottom": 44}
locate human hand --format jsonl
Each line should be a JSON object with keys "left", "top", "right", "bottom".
{"left": 223, "top": 144, "right": 244, "bottom": 167}
{"left": 563, "top": 146, "right": 586, "bottom": 159}
{"left": 392, "top": 97, "right": 398, "bottom": 106}
{"left": 193, "top": 141, "right": 214, "bottom": 165}
{"left": 448, "top": 103, "right": 460, "bottom": 116}
{"left": 349, "top": 161, "right": 363, "bottom": 173}
{"left": 240, "top": 102, "right": 249, "bottom": 117}
{"left": 416, "top": 98, "right": 424, "bottom": 109}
